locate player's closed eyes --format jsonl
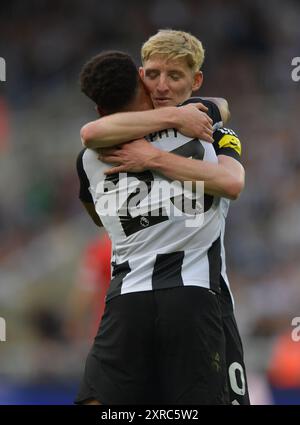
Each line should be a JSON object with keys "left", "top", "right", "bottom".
{"left": 145, "top": 71, "right": 159, "bottom": 79}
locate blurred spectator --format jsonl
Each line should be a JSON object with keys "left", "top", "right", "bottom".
{"left": 65, "top": 233, "right": 111, "bottom": 343}
{"left": 0, "top": 97, "right": 10, "bottom": 151}
{"left": 267, "top": 330, "right": 300, "bottom": 404}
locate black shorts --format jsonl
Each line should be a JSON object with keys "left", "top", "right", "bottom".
{"left": 75, "top": 286, "right": 229, "bottom": 405}
{"left": 220, "top": 279, "right": 250, "bottom": 405}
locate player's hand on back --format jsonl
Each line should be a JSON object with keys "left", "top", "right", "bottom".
{"left": 98, "top": 139, "right": 160, "bottom": 175}
{"left": 176, "top": 103, "right": 213, "bottom": 143}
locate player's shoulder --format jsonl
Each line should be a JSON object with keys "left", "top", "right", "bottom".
{"left": 179, "top": 96, "right": 214, "bottom": 111}
{"left": 77, "top": 147, "right": 99, "bottom": 167}
{"left": 76, "top": 148, "right": 88, "bottom": 179}
{"left": 213, "top": 127, "right": 239, "bottom": 141}
{"left": 78, "top": 147, "right": 98, "bottom": 160}
{"left": 76, "top": 148, "right": 97, "bottom": 176}
{"left": 77, "top": 147, "right": 86, "bottom": 162}
{"left": 180, "top": 96, "right": 209, "bottom": 107}
{"left": 179, "top": 97, "right": 222, "bottom": 125}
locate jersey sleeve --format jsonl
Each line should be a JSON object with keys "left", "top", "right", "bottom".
{"left": 213, "top": 127, "right": 242, "bottom": 163}
{"left": 76, "top": 149, "right": 93, "bottom": 203}
{"left": 179, "top": 97, "right": 223, "bottom": 130}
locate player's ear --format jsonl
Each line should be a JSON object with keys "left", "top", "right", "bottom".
{"left": 192, "top": 71, "right": 203, "bottom": 92}
{"left": 139, "top": 67, "right": 145, "bottom": 79}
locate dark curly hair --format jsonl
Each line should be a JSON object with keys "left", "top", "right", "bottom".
{"left": 80, "top": 51, "right": 139, "bottom": 114}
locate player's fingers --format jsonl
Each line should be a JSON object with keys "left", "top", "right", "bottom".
{"left": 98, "top": 154, "right": 120, "bottom": 163}
{"left": 206, "top": 116, "right": 213, "bottom": 125}
{"left": 194, "top": 102, "right": 208, "bottom": 112}
{"left": 203, "top": 125, "right": 213, "bottom": 135}
{"left": 201, "top": 131, "right": 214, "bottom": 143}
{"left": 100, "top": 147, "right": 119, "bottom": 155}
{"left": 104, "top": 166, "right": 126, "bottom": 175}
{"left": 201, "top": 114, "right": 213, "bottom": 126}
{"left": 203, "top": 123, "right": 213, "bottom": 135}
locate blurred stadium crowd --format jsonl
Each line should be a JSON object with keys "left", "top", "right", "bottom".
{"left": 0, "top": 0, "right": 300, "bottom": 404}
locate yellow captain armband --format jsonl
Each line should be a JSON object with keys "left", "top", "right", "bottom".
{"left": 215, "top": 128, "right": 241, "bottom": 156}
{"left": 219, "top": 134, "right": 241, "bottom": 155}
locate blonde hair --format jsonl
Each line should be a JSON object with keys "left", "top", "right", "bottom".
{"left": 141, "top": 29, "right": 205, "bottom": 73}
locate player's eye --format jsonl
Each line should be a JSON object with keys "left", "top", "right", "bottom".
{"left": 145, "top": 71, "right": 159, "bottom": 79}
{"left": 169, "top": 73, "right": 181, "bottom": 81}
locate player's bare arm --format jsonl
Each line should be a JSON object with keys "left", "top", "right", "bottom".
{"left": 80, "top": 103, "right": 213, "bottom": 148}
{"left": 100, "top": 139, "right": 244, "bottom": 200}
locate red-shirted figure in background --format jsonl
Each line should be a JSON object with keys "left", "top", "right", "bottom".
{"left": 66, "top": 232, "right": 111, "bottom": 342}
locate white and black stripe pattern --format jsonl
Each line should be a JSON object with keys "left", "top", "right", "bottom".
{"left": 77, "top": 99, "right": 232, "bottom": 301}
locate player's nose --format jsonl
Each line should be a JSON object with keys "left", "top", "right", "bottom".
{"left": 156, "top": 75, "right": 169, "bottom": 93}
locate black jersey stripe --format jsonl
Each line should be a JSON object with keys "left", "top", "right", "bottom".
{"left": 76, "top": 149, "right": 93, "bottom": 203}
{"left": 207, "top": 236, "right": 222, "bottom": 293}
{"left": 106, "top": 261, "right": 131, "bottom": 301}
{"left": 220, "top": 275, "right": 233, "bottom": 316}
{"left": 152, "top": 252, "right": 184, "bottom": 290}
{"left": 215, "top": 147, "right": 242, "bottom": 163}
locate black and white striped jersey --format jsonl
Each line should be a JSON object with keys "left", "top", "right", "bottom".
{"left": 77, "top": 99, "right": 242, "bottom": 302}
